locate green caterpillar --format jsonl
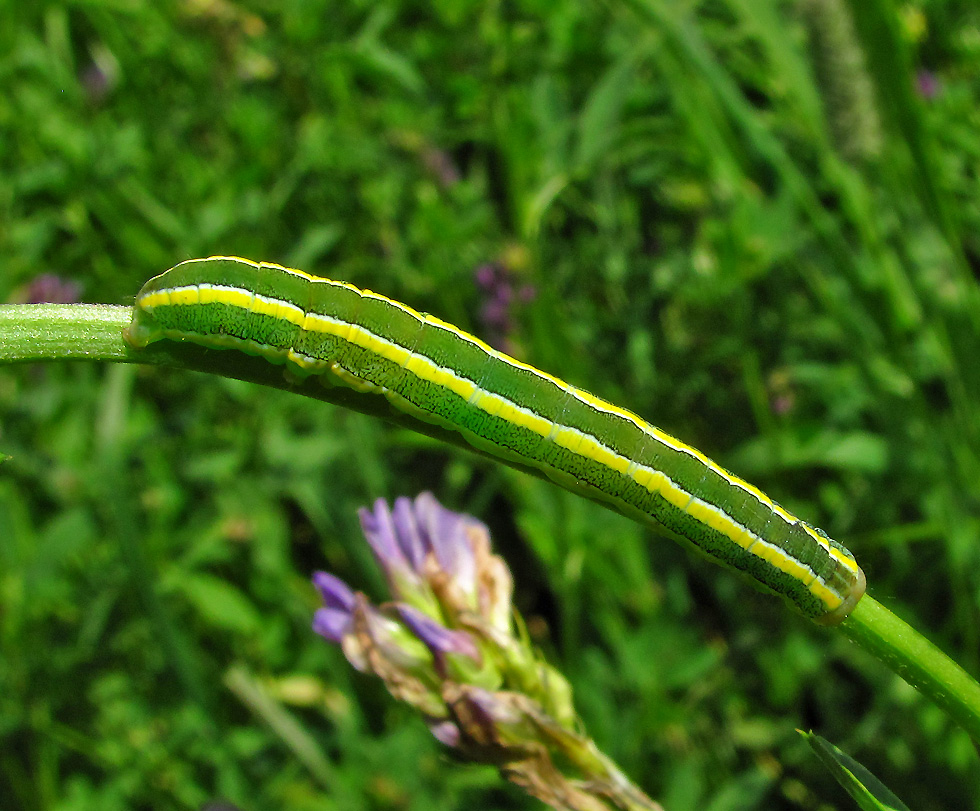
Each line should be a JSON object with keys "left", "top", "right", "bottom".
{"left": 126, "top": 256, "right": 866, "bottom": 623}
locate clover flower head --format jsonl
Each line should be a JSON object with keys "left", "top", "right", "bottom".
{"left": 356, "top": 493, "right": 513, "bottom": 634}
{"left": 311, "top": 493, "right": 660, "bottom": 811}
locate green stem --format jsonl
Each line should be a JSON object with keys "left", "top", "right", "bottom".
{"left": 840, "top": 595, "right": 980, "bottom": 741}
{"left": 4, "top": 303, "right": 980, "bottom": 741}
{"left": 0, "top": 303, "right": 134, "bottom": 362}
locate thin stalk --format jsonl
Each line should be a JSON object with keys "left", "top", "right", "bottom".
{"left": 840, "top": 595, "right": 980, "bottom": 741}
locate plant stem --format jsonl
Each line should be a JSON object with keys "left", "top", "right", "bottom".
{"left": 840, "top": 595, "right": 980, "bottom": 741}
{"left": 0, "top": 303, "right": 133, "bottom": 362}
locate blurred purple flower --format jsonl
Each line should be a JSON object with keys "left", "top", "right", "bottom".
{"left": 480, "top": 298, "right": 510, "bottom": 333}
{"left": 473, "top": 259, "right": 536, "bottom": 353}
{"left": 22, "top": 274, "right": 83, "bottom": 304}
{"left": 916, "top": 70, "right": 941, "bottom": 101}
{"left": 311, "top": 571, "right": 355, "bottom": 643}
{"left": 475, "top": 262, "right": 499, "bottom": 290}
{"left": 428, "top": 719, "right": 462, "bottom": 747}
{"left": 518, "top": 284, "right": 536, "bottom": 304}
{"left": 79, "top": 43, "right": 120, "bottom": 105}
{"left": 81, "top": 62, "right": 112, "bottom": 104}
{"left": 771, "top": 394, "right": 795, "bottom": 416}
{"left": 358, "top": 496, "right": 430, "bottom": 602}
{"left": 422, "top": 147, "right": 461, "bottom": 189}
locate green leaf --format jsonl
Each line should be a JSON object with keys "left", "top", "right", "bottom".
{"left": 801, "top": 731, "right": 911, "bottom": 811}
{"left": 575, "top": 53, "right": 637, "bottom": 172}
{"left": 733, "top": 429, "right": 888, "bottom": 475}
{"left": 176, "top": 572, "right": 263, "bottom": 636}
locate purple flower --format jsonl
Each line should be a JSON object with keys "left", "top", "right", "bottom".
{"left": 353, "top": 494, "right": 513, "bottom": 630}
{"left": 412, "top": 492, "right": 479, "bottom": 591}
{"left": 473, "top": 259, "right": 535, "bottom": 352}
{"left": 359, "top": 497, "right": 429, "bottom": 600}
{"left": 311, "top": 571, "right": 355, "bottom": 643}
{"left": 916, "top": 70, "right": 941, "bottom": 101}
{"left": 79, "top": 44, "right": 120, "bottom": 106}
{"left": 421, "top": 147, "right": 461, "bottom": 189}
{"left": 309, "top": 495, "right": 657, "bottom": 811}
{"left": 313, "top": 495, "right": 505, "bottom": 694}
{"left": 428, "top": 719, "right": 462, "bottom": 747}
{"left": 480, "top": 298, "right": 511, "bottom": 333}
{"left": 445, "top": 685, "right": 532, "bottom": 749}
{"left": 474, "top": 263, "right": 500, "bottom": 290}
{"left": 22, "top": 274, "right": 83, "bottom": 304}
{"left": 518, "top": 284, "right": 536, "bottom": 304}
{"left": 395, "top": 603, "right": 482, "bottom": 677}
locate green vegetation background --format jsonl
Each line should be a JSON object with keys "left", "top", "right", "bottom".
{"left": 3, "top": 1, "right": 980, "bottom": 809}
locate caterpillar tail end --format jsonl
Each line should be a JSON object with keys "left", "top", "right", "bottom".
{"left": 123, "top": 320, "right": 152, "bottom": 349}
{"left": 814, "top": 565, "right": 867, "bottom": 626}
{"left": 123, "top": 302, "right": 161, "bottom": 350}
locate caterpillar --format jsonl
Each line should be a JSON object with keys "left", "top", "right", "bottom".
{"left": 125, "top": 256, "right": 866, "bottom": 623}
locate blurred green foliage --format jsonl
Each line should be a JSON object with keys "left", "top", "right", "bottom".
{"left": 3, "top": 0, "right": 980, "bottom": 809}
